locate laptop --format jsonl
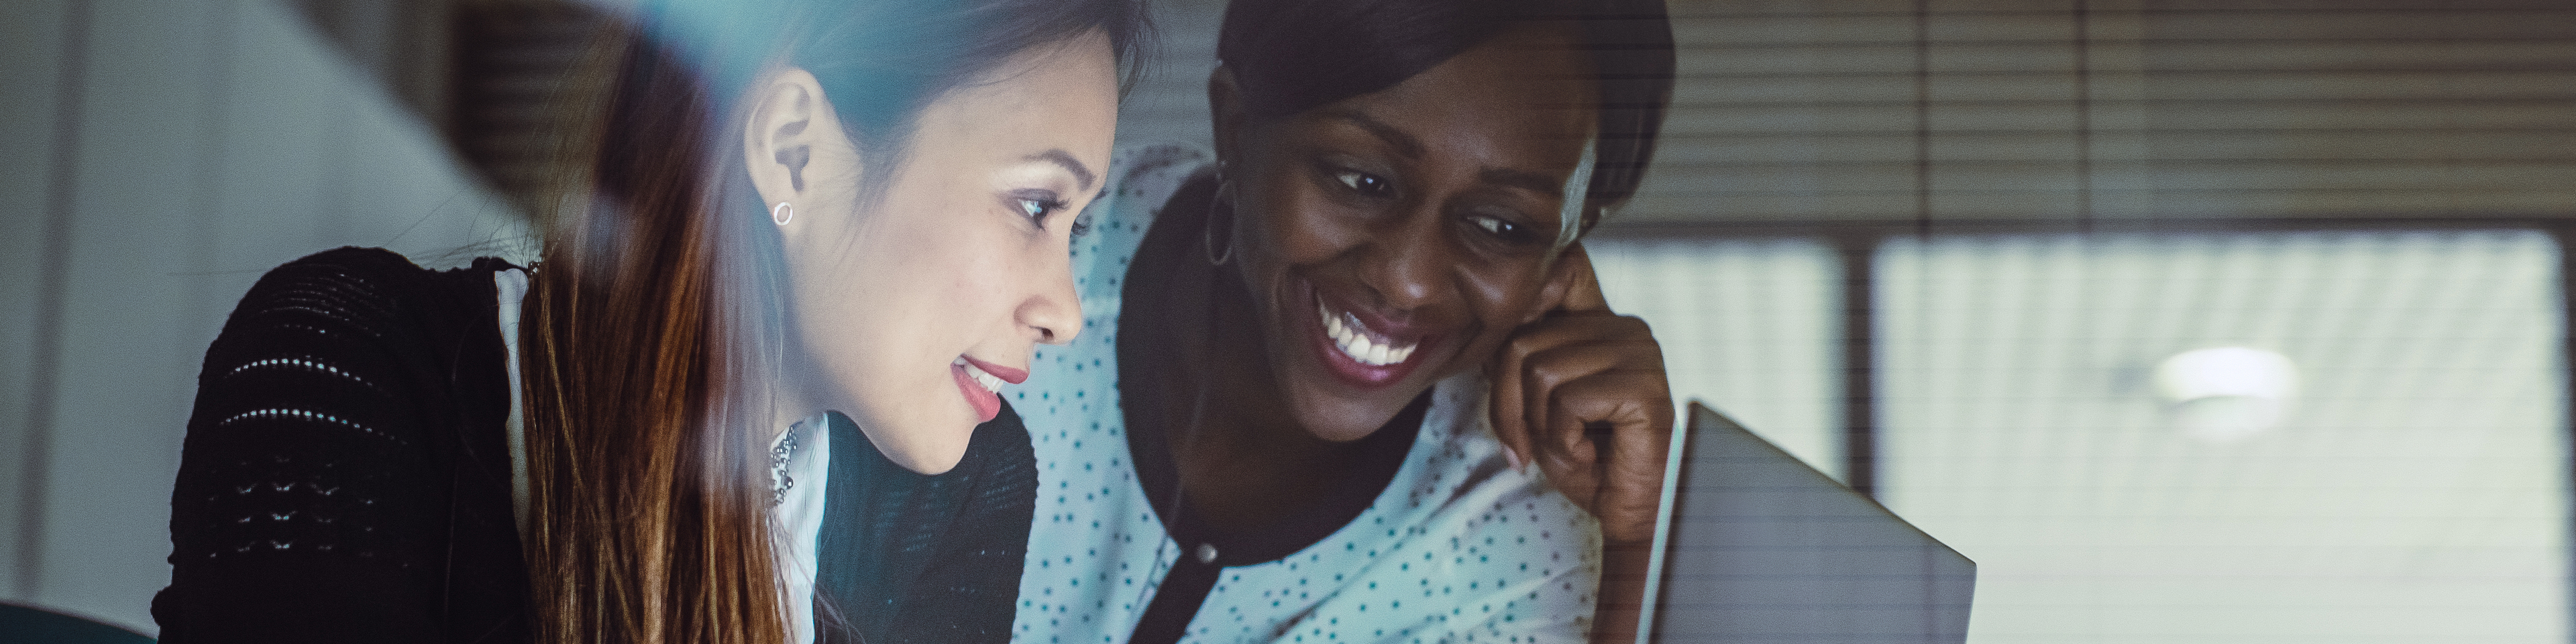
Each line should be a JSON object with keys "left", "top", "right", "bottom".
{"left": 1639, "top": 402, "right": 1976, "bottom": 643}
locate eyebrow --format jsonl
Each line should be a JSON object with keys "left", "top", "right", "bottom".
{"left": 1027, "top": 149, "right": 1097, "bottom": 191}
{"left": 1479, "top": 167, "right": 1566, "bottom": 198}
{"left": 1319, "top": 107, "right": 1565, "bottom": 198}
{"left": 1316, "top": 107, "right": 1424, "bottom": 159}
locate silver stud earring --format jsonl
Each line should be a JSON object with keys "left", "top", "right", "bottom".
{"left": 772, "top": 202, "right": 794, "bottom": 226}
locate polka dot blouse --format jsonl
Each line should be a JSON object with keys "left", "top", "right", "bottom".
{"left": 1011, "top": 146, "right": 1602, "bottom": 644}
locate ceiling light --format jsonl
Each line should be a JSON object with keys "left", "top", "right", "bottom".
{"left": 2153, "top": 346, "right": 2298, "bottom": 443}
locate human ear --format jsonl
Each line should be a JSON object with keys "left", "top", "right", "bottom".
{"left": 1206, "top": 66, "right": 1249, "bottom": 171}
{"left": 743, "top": 68, "right": 836, "bottom": 209}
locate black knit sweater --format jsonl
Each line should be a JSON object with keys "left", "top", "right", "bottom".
{"left": 154, "top": 248, "right": 1036, "bottom": 643}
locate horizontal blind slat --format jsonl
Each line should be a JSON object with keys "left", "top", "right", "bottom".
{"left": 1613, "top": 2, "right": 2576, "bottom": 227}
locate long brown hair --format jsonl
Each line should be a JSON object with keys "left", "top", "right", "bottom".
{"left": 514, "top": 1, "right": 1146, "bottom": 643}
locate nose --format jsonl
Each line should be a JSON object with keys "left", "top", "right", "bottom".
{"left": 1354, "top": 207, "right": 1450, "bottom": 312}
{"left": 1020, "top": 242, "right": 1084, "bottom": 346}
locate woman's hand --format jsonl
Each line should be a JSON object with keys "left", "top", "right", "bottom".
{"left": 1487, "top": 244, "right": 1672, "bottom": 644}
{"left": 1486, "top": 244, "right": 1675, "bottom": 547}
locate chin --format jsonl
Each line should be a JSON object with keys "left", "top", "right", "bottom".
{"left": 865, "top": 411, "right": 977, "bottom": 475}
{"left": 887, "top": 432, "right": 971, "bottom": 475}
{"left": 1285, "top": 384, "right": 1423, "bottom": 443}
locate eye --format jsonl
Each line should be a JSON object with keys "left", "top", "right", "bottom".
{"left": 1333, "top": 169, "right": 1391, "bottom": 197}
{"left": 1014, "top": 194, "right": 1068, "bottom": 227}
{"left": 1465, "top": 211, "right": 1545, "bottom": 246}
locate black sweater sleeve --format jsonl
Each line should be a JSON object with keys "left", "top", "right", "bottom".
{"left": 154, "top": 248, "right": 516, "bottom": 644}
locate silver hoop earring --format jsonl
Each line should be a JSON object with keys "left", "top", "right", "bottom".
{"left": 771, "top": 202, "right": 794, "bottom": 226}
{"left": 1203, "top": 180, "right": 1236, "bottom": 266}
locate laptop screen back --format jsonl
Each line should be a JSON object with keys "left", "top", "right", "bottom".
{"left": 1645, "top": 402, "right": 1976, "bottom": 644}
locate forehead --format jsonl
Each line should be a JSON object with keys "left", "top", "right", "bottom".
{"left": 906, "top": 36, "right": 1121, "bottom": 162}
{"left": 1320, "top": 25, "right": 1601, "bottom": 148}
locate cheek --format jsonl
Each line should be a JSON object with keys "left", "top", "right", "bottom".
{"left": 1239, "top": 178, "right": 1360, "bottom": 276}
{"left": 902, "top": 210, "right": 1051, "bottom": 337}
{"left": 810, "top": 195, "right": 989, "bottom": 341}
{"left": 942, "top": 256, "right": 1024, "bottom": 327}
{"left": 881, "top": 215, "right": 1020, "bottom": 323}
{"left": 1452, "top": 267, "right": 1551, "bottom": 361}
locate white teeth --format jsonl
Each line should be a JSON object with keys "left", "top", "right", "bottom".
{"left": 955, "top": 358, "right": 1005, "bottom": 393}
{"left": 1317, "top": 303, "right": 1418, "bottom": 367}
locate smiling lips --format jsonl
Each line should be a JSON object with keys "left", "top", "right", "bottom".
{"left": 1321, "top": 303, "right": 1418, "bottom": 366}
{"left": 951, "top": 356, "right": 1027, "bottom": 423}
{"left": 1311, "top": 295, "right": 1430, "bottom": 388}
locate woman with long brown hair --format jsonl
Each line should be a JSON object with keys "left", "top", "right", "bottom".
{"left": 152, "top": 1, "right": 1144, "bottom": 643}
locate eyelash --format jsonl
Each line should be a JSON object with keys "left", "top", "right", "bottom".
{"left": 1470, "top": 209, "right": 1551, "bottom": 247}
{"left": 1016, "top": 195, "right": 1069, "bottom": 226}
{"left": 1332, "top": 168, "right": 1393, "bottom": 197}
{"left": 1331, "top": 164, "right": 1538, "bottom": 244}
{"left": 1014, "top": 194, "right": 1098, "bottom": 241}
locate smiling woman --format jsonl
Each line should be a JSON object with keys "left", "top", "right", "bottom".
{"left": 1218, "top": 24, "right": 1606, "bottom": 443}
{"left": 149, "top": 1, "right": 1143, "bottom": 643}
{"left": 741, "top": 36, "right": 1115, "bottom": 474}
{"left": 1008, "top": 1, "right": 1676, "bottom": 643}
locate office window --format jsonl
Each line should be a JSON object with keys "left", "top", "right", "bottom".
{"left": 1591, "top": 237, "right": 1847, "bottom": 480}
{"left": 1876, "top": 230, "right": 2565, "bottom": 643}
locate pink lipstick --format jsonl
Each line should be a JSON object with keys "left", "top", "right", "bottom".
{"left": 951, "top": 358, "right": 1012, "bottom": 423}
{"left": 1303, "top": 282, "right": 1434, "bottom": 389}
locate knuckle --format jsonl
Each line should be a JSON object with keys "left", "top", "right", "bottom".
{"left": 1519, "top": 355, "right": 1560, "bottom": 388}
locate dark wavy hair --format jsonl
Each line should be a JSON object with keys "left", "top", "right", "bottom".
{"left": 1216, "top": 0, "right": 1673, "bottom": 225}
{"left": 519, "top": 1, "right": 1146, "bottom": 643}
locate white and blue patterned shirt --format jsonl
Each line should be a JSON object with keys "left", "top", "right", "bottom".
{"left": 1011, "top": 146, "right": 1601, "bottom": 644}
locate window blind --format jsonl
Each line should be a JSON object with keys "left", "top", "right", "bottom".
{"left": 1606, "top": 0, "right": 2576, "bottom": 230}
